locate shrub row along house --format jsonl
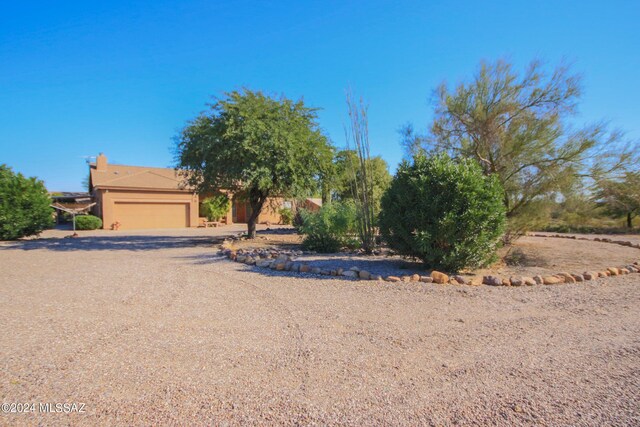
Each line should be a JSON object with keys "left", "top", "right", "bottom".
{"left": 88, "top": 153, "right": 306, "bottom": 230}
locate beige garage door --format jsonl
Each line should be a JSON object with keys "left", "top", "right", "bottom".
{"left": 114, "top": 202, "right": 189, "bottom": 229}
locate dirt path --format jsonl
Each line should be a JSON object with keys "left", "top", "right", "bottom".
{"left": 0, "top": 231, "right": 639, "bottom": 425}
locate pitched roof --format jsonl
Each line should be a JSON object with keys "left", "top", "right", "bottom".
{"left": 90, "top": 163, "right": 192, "bottom": 191}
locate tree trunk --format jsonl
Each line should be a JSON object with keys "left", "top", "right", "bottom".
{"left": 627, "top": 212, "right": 633, "bottom": 229}
{"left": 247, "top": 215, "right": 257, "bottom": 239}
{"left": 246, "top": 190, "right": 267, "bottom": 239}
{"left": 321, "top": 181, "right": 331, "bottom": 206}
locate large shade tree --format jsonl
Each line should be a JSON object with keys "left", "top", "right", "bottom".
{"left": 403, "top": 59, "right": 632, "bottom": 237}
{"left": 176, "top": 89, "right": 333, "bottom": 238}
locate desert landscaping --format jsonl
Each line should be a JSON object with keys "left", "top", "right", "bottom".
{"left": 1, "top": 226, "right": 639, "bottom": 425}
{"left": 3, "top": 4, "right": 640, "bottom": 424}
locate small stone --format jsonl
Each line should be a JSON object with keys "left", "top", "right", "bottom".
{"left": 236, "top": 255, "right": 247, "bottom": 263}
{"left": 452, "top": 275, "right": 467, "bottom": 284}
{"left": 336, "top": 268, "right": 344, "bottom": 275}
{"left": 320, "top": 269, "right": 331, "bottom": 275}
{"left": 386, "top": 276, "right": 401, "bottom": 282}
{"left": 502, "top": 278, "right": 511, "bottom": 286}
{"left": 349, "top": 266, "right": 360, "bottom": 272}
{"left": 468, "top": 276, "right": 483, "bottom": 286}
{"left": 431, "top": 271, "right": 449, "bottom": 284}
{"left": 543, "top": 276, "right": 562, "bottom": 285}
{"left": 275, "top": 263, "right": 286, "bottom": 271}
{"left": 557, "top": 272, "right": 576, "bottom": 283}
{"left": 620, "top": 268, "right": 630, "bottom": 274}
{"left": 401, "top": 275, "right": 412, "bottom": 282}
{"left": 523, "top": 277, "right": 536, "bottom": 286}
{"left": 510, "top": 276, "right": 523, "bottom": 286}
{"left": 359, "top": 270, "right": 371, "bottom": 280}
{"left": 311, "top": 267, "right": 322, "bottom": 274}
{"left": 244, "top": 257, "right": 256, "bottom": 265}
{"left": 571, "top": 274, "right": 584, "bottom": 282}
{"left": 410, "top": 274, "right": 420, "bottom": 282}
{"left": 419, "top": 276, "right": 433, "bottom": 283}
{"left": 342, "top": 270, "right": 358, "bottom": 278}
{"left": 256, "top": 259, "right": 271, "bottom": 268}
{"left": 607, "top": 267, "right": 619, "bottom": 276}
{"left": 291, "top": 263, "right": 301, "bottom": 272}
{"left": 372, "top": 274, "right": 383, "bottom": 281}
{"left": 299, "top": 264, "right": 311, "bottom": 273}
{"left": 582, "top": 272, "right": 596, "bottom": 280}
{"left": 533, "top": 275, "right": 544, "bottom": 284}
{"left": 482, "top": 275, "right": 502, "bottom": 286}
{"left": 284, "top": 261, "right": 294, "bottom": 271}
{"left": 449, "top": 279, "right": 459, "bottom": 285}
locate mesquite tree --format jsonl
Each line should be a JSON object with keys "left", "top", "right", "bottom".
{"left": 176, "top": 89, "right": 333, "bottom": 238}
{"left": 596, "top": 172, "right": 640, "bottom": 228}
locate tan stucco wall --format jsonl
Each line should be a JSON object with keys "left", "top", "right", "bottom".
{"left": 229, "top": 197, "right": 285, "bottom": 225}
{"left": 95, "top": 188, "right": 199, "bottom": 229}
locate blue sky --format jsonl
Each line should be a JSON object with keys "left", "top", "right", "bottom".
{"left": 1, "top": 0, "right": 638, "bottom": 191}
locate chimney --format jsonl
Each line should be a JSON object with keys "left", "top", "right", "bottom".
{"left": 96, "top": 153, "right": 107, "bottom": 171}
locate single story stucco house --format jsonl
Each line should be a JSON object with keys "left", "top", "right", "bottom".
{"left": 89, "top": 153, "right": 304, "bottom": 230}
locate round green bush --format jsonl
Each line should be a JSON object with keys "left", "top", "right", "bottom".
{"left": 379, "top": 153, "right": 506, "bottom": 271}
{"left": 0, "top": 165, "right": 53, "bottom": 240}
{"left": 75, "top": 215, "right": 103, "bottom": 230}
{"left": 298, "top": 201, "right": 360, "bottom": 252}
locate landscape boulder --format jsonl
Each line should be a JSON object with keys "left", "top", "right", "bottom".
{"left": 482, "top": 275, "right": 502, "bottom": 286}
{"left": 543, "top": 276, "right": 563, "bottom": 285}
{"left": 509, "top": 276, "right": 523, "bottom": 286}
{"left": 452, "top": 275, "right": 467, "bottom": 285}
{"left": 299, "top": 264, "right": 311, "bottom": 273}
{"left": 431, "top": 271, "right": 449, "bottom": 284}
{"left": 359, "top": 270, "right": 372, "bottom": 280}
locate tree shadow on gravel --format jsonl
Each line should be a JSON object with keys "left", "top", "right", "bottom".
{"left": 0, "top": 235, "right": 226, "bottom": 252}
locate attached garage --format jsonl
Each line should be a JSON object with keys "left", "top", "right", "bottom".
{"left": 89, "top": 154, "right": 200, "bottom": 230}
{"left": 113, "top": 202, "right": 189, "bottom": 230}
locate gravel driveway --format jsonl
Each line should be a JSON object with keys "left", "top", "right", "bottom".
{"left": 0, "top": 228, "right": 639, "bottom": 426}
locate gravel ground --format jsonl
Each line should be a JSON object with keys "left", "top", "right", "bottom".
{"left": 1, "top": 228, "right": 639, "bottom": 426}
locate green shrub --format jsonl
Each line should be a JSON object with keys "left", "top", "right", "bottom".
{"left": 200, "top": 194, "right": 230, "bottom": 221}
{"left": 279, "top": 207, "right": 293, "bottom": 225}
{"left": 75, "top": 215, "right": 102, "bottom": 230}
{"left": 298, "top": 201, "right": 360, "bottom": 252}
{"left": 379, "top": 153, "right": 506, "bottom": 271}
{"left": 0, "top": 165, "right": 53, "bottom": 240}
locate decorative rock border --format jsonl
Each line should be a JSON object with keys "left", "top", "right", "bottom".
{"left": 528, "top": 232, "right": 640, "bottom": 250}
{"left": 218, "top": 246, "right": 640, "bottom": 287}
